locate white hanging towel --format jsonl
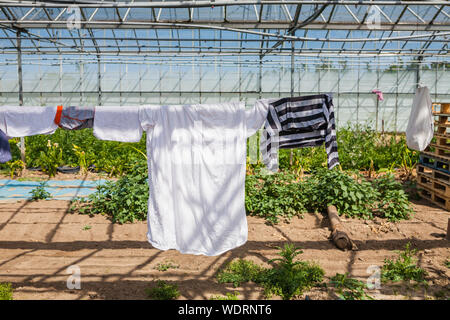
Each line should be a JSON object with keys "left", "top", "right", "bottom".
{"left": 0, "top": 106, "right": 58, "bottom": 137}
{"left": 405, "top": 86, "right": 433, "bottom": 152}
{"left": 93, "top": 106, "right": 143, "bottom": 142}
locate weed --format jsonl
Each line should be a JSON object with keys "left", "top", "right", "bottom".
{"left": 259, "top": 244, "right": 324, "bottom": 300}
{"left": 381, "top": 243, "right": 428, "bottom": 283}
{"left": 210, "top": 292, "right": 240, "bottom": 300}
{"left": 82, "top": 225, "right": 92, "bottom": 231}
{"left": 216, "top": 259, "right": 263, "bottom": 288}
{"left": 444, "top": 260, "right": 450, "bottom": 269}
{"left": 70, "top": 161, "right": 148, "bottom": 224}
{"left": 72, "top": 144, "right": 88, "bottom": 175}
{"left": 216, "top": 243, "right": 324, "bottom": 300}
{"left": 29, "top": 182, "right": 52, "bottom": 201}
{"left": 245, "top": 169, "right": 413, "bottom": 224}
{"left": 372, "top": 174, "right": 413, "bottom": 221}
{"left": 245, "top": 172, "right": 307, "bottom": 224}
{"left": 330, "top": 273, "right": 374, "bottom": 300}
{"left": 155, "top": 262, "right": 179, "bottom": 272}
{"left": 38, "top": 140, "right": 63, "bottom": 177}
{"left": 0, "top": 282, "right": 13, "bottom": 300}
{"left": 7, "top": 159, "right": 25, "bottom": 178}
{"left": 145, "top": 281, "right": 180, "bottom": 300}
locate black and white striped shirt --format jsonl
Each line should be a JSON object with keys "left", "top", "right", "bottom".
{"left": 260, "top": 94, "right": 339, "bottom": 172}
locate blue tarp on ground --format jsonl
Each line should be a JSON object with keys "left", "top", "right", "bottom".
{"left": 0, "top": 179, "right": 108, "bottom": 201}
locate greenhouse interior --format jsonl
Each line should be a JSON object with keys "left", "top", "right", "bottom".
{"left": 0, "top": 0, "right": 449, "bottom": 303}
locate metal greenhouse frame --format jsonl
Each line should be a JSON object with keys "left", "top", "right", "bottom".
{"left": 0, "top": 0, "right": 449, "bottom": 136}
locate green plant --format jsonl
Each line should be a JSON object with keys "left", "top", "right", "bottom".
{"left": 245, "top": 172, "right": 309, "bottom": 224}
{"left": 216, "top": 259, "right": 263, "bottom": 288}
{"left": 305, "top": 168, "right": 379, "bottom": 219}
{"left": 82, "top": 225, "right": 92, "bottom": 231}
{"left": 445, "top": 260, "right": 450, "bottom": 269}
{"left": 145, "top": 281, "right": 180, "bottom": 300}
{"left": 38, "top": 140, "right": 63, "bottom": 177}
{"left": 72, "top": 144, "right": 88, "bottom": 174}
{"left": 210, "top": 292, "right": 239, "bottom": 300}
{"left": 259, "top": 244, "right": 324, "bottom": 300}
{"left": 381, "top": 243, "right": 428, "bottom": 283}
{"left": 0, "top": 282, "right": 13, "bottom": 300}
{"left": 29, "top": 182, "right": 52, "bottom": 201}
{"left": 7, "top": 159, "right": 25, "bottom": 178}
{"left": 216, "top": 243, "right": 324, "bottom": 300}
{"left": 69, "top": 161, "right": 148, "bottom": 224}
{"left": 330, "top": 273, "right": 374, "bottom": 300}
{"left": 155, "top": 262, "right": 179, "bottom": 272}
{"left": 372, "top": 174, "right": 413, "bottom": 221}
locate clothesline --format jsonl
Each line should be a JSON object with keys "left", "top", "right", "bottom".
{"left": 0, "top": 95, "right": 339, "bottom": 256}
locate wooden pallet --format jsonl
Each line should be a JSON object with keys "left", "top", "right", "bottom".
{"left": 417, "top": 164, "right": 450, "bottom": 185}
{"left": 419, "top": 151, "right": 450, "bottom": 174}
{"left": 427, "top": 144, "right": 450, "bottom": 158}
{"left": 432, "top": 134, "right": 450, "bottom": 150}
{"left": 432, "top": 102, "right": 450, "bottom": 114}
{"left": 417, "top": 184, "right": 450, "bottom": 211}
{"left": 417, "top": 173, "right": 450, "bottom": 198}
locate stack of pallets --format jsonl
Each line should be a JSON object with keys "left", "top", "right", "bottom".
{"left": 417, "top": 102, "right": 450, "bottom": 211}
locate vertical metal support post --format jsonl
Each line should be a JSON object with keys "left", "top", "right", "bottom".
{"left": 97, "top": 55, "right": 102, "bottom": 106}
{"left": 289, "top": 43, "right": 294, "bottom": 166}
{"left": 375, "top": 58, "right": 380, "bottom": 131}
{"left": 17, "top": 31, "right": 25, "bottom": 164}
{"left": 395, "top": 61, "right": 399, "bottom": 134}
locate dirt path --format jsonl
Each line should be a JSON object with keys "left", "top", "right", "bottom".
{"left": 0, "top": 198, "right": 448, "bottom": 300}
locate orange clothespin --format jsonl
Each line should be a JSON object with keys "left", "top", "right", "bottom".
{"left": 54, "top": 105, "right": 63, "bottom": 125}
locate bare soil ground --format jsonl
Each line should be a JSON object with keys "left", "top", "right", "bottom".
{"left": 0, "top": 197, "right": 448, "bottom": 300}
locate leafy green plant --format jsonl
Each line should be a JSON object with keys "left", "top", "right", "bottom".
{"left": 245, "top": 169, "right": 413, "bottom": 224}
{"left": 216, "top": 243, "right": 324, "bottom": 300}
{"left": 210, "top": 292, "right": 239, "bottom": 300}
{"left": 330, "top": 273, "right": 374, "bottom": 300}
{"left": 381, "top": 243, "right": 428, "bottom": 283}
{"left": 155, "top": 261, "right": 179, "bottom": 272}
{"left": 38, "top": 140, "right": 63, "bottom": 177}
{"left": 445, "top": 260, "right": 450, "bottom": 269}
{"left": 372, "top": 174, "right": 413, "bottom": 221}
{"left": 82, "top": 225, "right": 92, "bottom": 231}
{"left": 7, "top": 159, "right": 25, "bottom": 178}
{"left": 0, "top": 282, "right": 13, "bottom": 300}
{"left": 216, "top": 259, "right": 263, "bottom": 288}
{"left": 259, "top": 244, "right": 324, "bottom": 300}
{"left": 245, "top": 172, "right": 307, "bottom": 224}
{"left": 69, "top": 161, "right": 148, "bottom": 224}
{"left": 145, "top": 281, "right": 180, "bottom": 300}
{"left": 72, "top": 144, "right": 88, "bottom": 175}
{"left": 29, "top": 182, "right": 52, "bottom": 201}
{"left": 304, "top": 168, "right": 379, "bottom": 219}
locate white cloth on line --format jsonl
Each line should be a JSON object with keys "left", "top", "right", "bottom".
{"left": 0, "top": 106, "right": 58, "bottom": 137}
{"left": 405, "top": 86, "right": 433, "bottom": 152}
{"left": 95, "top": 102, "right": 269, "bottom": 256}
{"left": 93, "top": 106, "right": 143, "bottom": 142}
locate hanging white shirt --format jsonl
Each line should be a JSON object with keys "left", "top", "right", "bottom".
{"left": 94, "top": 102, "right": 268, "bottom": 256}
{"left": 0, "top": 106, "right": 58, "bottom": 137}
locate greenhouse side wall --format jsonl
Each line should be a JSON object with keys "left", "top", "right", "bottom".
{"left": 1, "top": 56, "right": 449, "bottom": 133}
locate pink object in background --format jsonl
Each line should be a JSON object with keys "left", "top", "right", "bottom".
{"left": 372, "top": 89, "right": 384, "bottom": 101}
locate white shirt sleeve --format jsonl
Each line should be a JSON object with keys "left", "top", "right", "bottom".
{"left": 139, "top": 105, "right": 159, "bottom": 131}
{"left": 244, "top": 99, "right": 271, "bottom": 138}
{"left": 0, "top": 106, "right": 58, "bottom": 137}
{"left": 93, "top": 106, "right": 143, "bottom": 142}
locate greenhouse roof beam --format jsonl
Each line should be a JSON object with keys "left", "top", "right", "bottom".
{"left": 1, "top": 1, "right": 448, "bottom": 8}
{"left": 1, "top": 20, "right": 448, "bottom": 31}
